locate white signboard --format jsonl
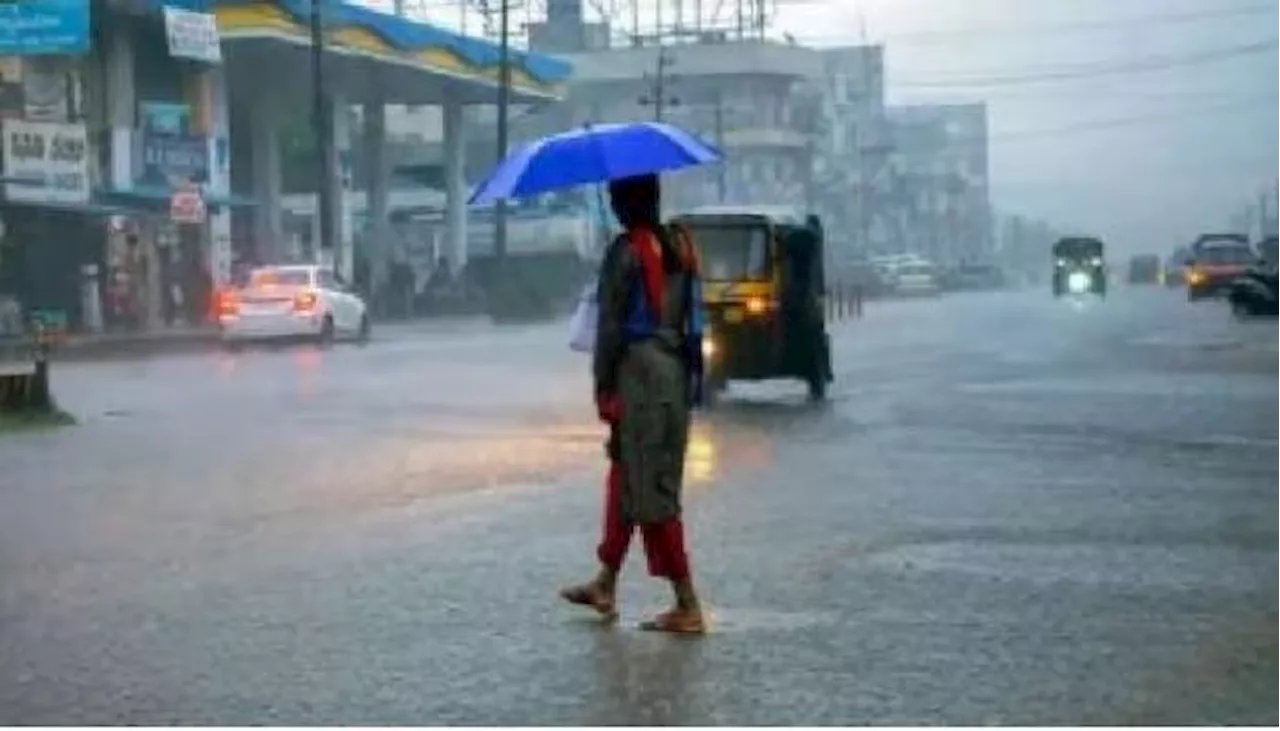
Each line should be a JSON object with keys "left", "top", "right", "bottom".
{"left": 163, "top": 6, "right": 221, "bottom": 64}
{"left": 2, "top": 119, "right": 89, "bottom": 204}
{"left": 169, "top": 186, "right": 206, "bottom": 224}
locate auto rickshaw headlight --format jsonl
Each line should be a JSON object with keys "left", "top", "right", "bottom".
{"left": 1067, "top": 271, "right": 1092, "bottom": 293}
{"left": 745, "top": 297, "right": 768, "bottom": 315}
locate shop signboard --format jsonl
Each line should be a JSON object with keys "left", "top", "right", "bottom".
{"left": 163, "top": 6, "right": 221, "bottom": 64}
{"left": 138, "top": 131, "right": 208, "bottom": 187}
{"left": 169, "top": 184, "right": 206, "bottom": 225}
{"left": 0, "top": 0, "right": 91, "bottom": 56}
{"left": 141, "top": 101, "right": 190, "bottom": 136}
{"left": 2, "top": 119, "right": 89, "bottom": 204}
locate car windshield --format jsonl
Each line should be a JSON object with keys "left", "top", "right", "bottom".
{"left": 1196, "top": 245, "right": 1256, "bottom": 265}
{"left": 248, "top": 268, "right": 312, "bottom": 288}
{"left": 688, "top": 225, "right": 771, "bottom": 281}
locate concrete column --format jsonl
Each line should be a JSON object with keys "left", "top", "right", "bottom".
{"left": 329, "top": 95, "right": 354, "bottom": 281}
{"left": 443, "top": 99, "right": 467, "bottom": 269}
{"left": 104, "top": 26, "right": 134, "bottom": 192}
{"left": 202, "top": 67, "right": 232, "bottom": 285}
{"left": 362, "top": 101, "right": 389, "bottom": 298}
{"left": 249, "top": 95, "right": 283, "bottom": 263}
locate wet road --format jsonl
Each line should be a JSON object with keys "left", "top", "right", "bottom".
{"left": 1, "top": 289, "right": 1275, "bottom": 724}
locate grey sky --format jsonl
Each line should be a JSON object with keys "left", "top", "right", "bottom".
{"left": 773, "top": 0, "right": 1279, "bottom": 254}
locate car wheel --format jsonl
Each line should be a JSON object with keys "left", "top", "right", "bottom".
{"left": 356, "top": 314, "right": 371, "bottom": 345}
{"left": 318, "top": 314, "right": 335, "bottom": 346}
{"left": 807, "top": 372, "right": 827, "bottom": 401}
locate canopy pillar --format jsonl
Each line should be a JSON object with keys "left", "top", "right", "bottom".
{"left": 249, "top": 93, "right": 284, "bottom": 264}
{"left": 443, "top": 99, "right": 468, "bottom": 270}
{"left": 362, "top": 100, "right": 390, "bottom": 299}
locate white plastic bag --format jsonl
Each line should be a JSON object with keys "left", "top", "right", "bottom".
{"left": 568, "top": 278, "right": 598, "bottom": 353}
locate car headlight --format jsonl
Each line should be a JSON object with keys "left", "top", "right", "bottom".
{"left": 1090, "top": 256, "right": 1103, "bottom": 266}
{"left": 1055, "top": 258, "right": 1067, "bottom": 267}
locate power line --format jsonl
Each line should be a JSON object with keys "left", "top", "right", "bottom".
{"left": 895, "top": 39, "right": 1278, "bottom": 89}
{"left": 966, "top": 96, "right": 1278, "bottom": 145}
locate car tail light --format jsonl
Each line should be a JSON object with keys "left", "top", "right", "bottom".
{"left": 293, "top": 290, "right": 319, "bottom": 312}
{"left": 217, "top": 290, "right": 239, "bottom": 317}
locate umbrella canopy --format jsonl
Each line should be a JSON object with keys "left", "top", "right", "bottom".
{"left": 468, "top": 121, "right": 722, "bottom": 206}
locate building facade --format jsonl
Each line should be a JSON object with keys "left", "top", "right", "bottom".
{"left": 0, "top": 0, "right": 230, "bottom": 335}
{"left": 885, "top": 103, "right": 991, "bottom": 266}
{"left": 804, "top": 44, "right": 892, "bottom": 264}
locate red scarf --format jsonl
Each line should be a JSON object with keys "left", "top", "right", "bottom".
{"left": 628, "top": 225, "right": 699, "bottom": 321}
{"left": 628, "top": 226, "right": 667, "bottom": 321}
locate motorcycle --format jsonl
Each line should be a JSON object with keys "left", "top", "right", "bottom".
{"left": 1226, "top": 268, "right": 1279, "bottom": 318}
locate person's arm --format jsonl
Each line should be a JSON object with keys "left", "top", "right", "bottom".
{"left": 593, "top": 235, "right": 632, "bottom": 402}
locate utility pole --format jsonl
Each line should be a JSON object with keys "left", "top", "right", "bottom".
{"left": 494, "top": 0, "right": 511, "bottom": 261}
{"left": 1269, "top": 177, "right": 1280, "bottom": 236}
{"left": 310, "top": 0, "right": 335, "bottom": 260}
{"left": 639, "top": 46, "right": 678, "bottom": 121}
{"left": 1259, "top": 186, "right": 1272, "bottom": 239}
{"left": 713, "top": 91, "right": 726, "bottom": 202}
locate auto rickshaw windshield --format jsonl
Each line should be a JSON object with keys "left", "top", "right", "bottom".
{"left": 1053, "top": 238, "right": 1104, "bottom": 261}
{"left": 692, "top": 225, "right": 772, "bottom": 281}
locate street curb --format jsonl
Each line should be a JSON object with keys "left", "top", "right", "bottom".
{"left": 46, "top": 332, "right": 223, "bottom": 363}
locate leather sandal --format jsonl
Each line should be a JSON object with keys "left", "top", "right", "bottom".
{"left": 639, "top": 608, "right": 707, "bottom": 635}
{"left": 559, "top": 583, "right": 618, "bottom": 618}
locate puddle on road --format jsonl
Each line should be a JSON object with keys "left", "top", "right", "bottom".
{"left": 957, "top": 372, "right": 1274, "bottom": 399}
{"left": 864, "top": 542, "right": 1267, "bottom": 593}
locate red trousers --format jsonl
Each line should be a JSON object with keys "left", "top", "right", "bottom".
{"left": 596, "top": 461, "right": 692, "bottom": 582}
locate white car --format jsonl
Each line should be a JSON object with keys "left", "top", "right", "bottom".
{"left": 218, "top": 264, "right": 370, "bottom": 345}
{"left": 892, "top": 262, "right": 942, "bottom": 296}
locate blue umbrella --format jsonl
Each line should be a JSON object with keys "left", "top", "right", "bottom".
{"left": 468, "top": 121, "right": 722, "bottom": 206}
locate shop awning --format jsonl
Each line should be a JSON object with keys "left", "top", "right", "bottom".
{"left": 0, "top": 198, "right": 136, "bottom": 217}
{"left": 98, "top": 185, "right": 259, "bottom": 210}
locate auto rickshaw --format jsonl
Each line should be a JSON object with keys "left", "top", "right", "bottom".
{"left": 1051, "top": 237, "right": 1107, "bottom": 297}
{"left": 671, "top": 205, "right": 833, "bottom": 404}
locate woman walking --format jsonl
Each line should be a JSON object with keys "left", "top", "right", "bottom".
{"left": 560, "top": 173, "right": 706, "bottom": 634}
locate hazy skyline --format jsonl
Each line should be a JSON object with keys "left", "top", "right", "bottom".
{"left": 385, "top": 0, "right": 1279, "bottom": 255}
{"left": 777, "top": 0, "right": 1279, "bottom": 254}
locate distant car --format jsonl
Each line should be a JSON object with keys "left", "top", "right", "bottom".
{"left": 1163, "top": 247, "right": 1191, "bottom": 287}
{"left": 1186, "top": 235, "right": 1257, "bottom": 301}
{"left": 1127, "top": 254, "right": 1160, "bottom": 285}
{"left": 892, "top": 262, "right": 942, "bottom": 296}
{"left": 218, "top": 264, "right": 370, "bottom": 346}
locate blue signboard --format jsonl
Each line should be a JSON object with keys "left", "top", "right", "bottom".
{"left": 138, "top": 132, "right": 208, "bottom": 186}
{"left": 141, "top": 102, "right": 191, "bottom": 136}
{"left": 0, "top": 0, "right": 91, "bottom": 55}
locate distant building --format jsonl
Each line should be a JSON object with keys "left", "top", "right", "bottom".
{"left": 886, "top": 103, "right": 991, "bottom": 266}
{"left": 804, "top": 44, "right": 891, "bottom": 264}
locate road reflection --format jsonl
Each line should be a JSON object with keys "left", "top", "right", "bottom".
{"left": 584, "top": 628, "right": 710, "bottom": 725}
